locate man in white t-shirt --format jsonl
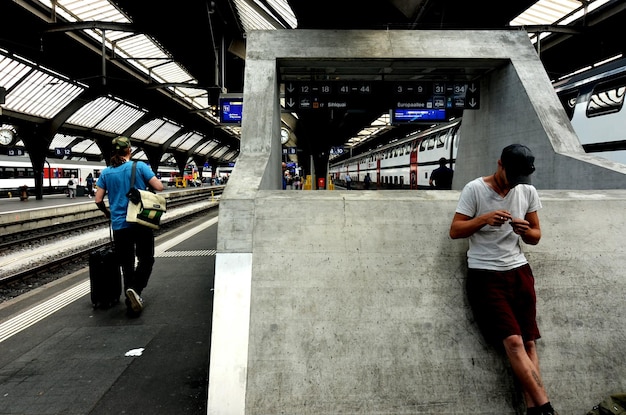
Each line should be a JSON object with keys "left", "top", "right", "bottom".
{"left": 67, "top": 174, "right": 77, "bottom": 198}
{"left": 449, "top": 144, "right": 558, "bottom": 415}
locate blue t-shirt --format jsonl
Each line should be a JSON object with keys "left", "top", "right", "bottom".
{"left": 96, "top": 161, "right": 156, "bottom": 230}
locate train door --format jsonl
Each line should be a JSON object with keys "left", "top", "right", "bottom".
{"left": 409, "top": 139, "right": 418, "bottom": 189}
{"left": 376, "top": 158, "right": 381, "bottom": 188}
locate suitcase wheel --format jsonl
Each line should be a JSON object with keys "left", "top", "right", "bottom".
{"left": 92, "top": 298, "right": 120, "bottom": 309}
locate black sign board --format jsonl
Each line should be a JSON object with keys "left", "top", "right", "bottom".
{"left": 55, "top": 147, "right": 71, "bottom": 157}
{"left": 284, "top": 80, "right": 480, "bottom": 113}
{"left": 465, "top": 82, "right": 480, "bottom": 109}
{"left": 284, "top": 81, "right": 379, "bottom": 111}
{"left": 330, "top": 146, "right": 346, "bottom": 156}
{"left": 7, "top": 147, "right": 24, "bottom": 156}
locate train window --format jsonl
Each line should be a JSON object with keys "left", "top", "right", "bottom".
{"left": 427, "top": 136, "right": 435, "bottom": 150}
{"left": 63, "top": 169, "right": 79, "bottom": 178}
{"left": 587, "top": 77, "right": 626, "bottom": 118}
{"left": 419, "top": 139, "right": 427, "bottom": 152}
{"left": 436, "top": 133, "right": 445, "bottom": 148}
{"left": 557, "top": 89, "right": 579, "bottom": 120}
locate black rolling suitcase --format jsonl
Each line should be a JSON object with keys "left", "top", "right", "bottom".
{"left": 89, "top": 226, "right": 122, "bottom": 308}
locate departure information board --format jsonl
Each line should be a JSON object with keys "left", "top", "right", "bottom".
{"left": 219, "top": 94, "right": 243, "bottom": 124}
{"left": 283, "top": 80, "right": 480, "bottom": 120}
{"left": 284, "top": 81, "right": 380, "bottom": 111}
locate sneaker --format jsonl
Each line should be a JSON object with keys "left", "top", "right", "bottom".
{"left": 125, "top": 288, "right": 144, "bottom": 313}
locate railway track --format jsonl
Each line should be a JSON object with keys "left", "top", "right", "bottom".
{"left": 0, "top": 186, "right": 224, "bottom": 249}
{"left": 0, "top": 191, "right": 221, "bottom": 299}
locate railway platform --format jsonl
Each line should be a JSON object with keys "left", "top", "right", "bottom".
{"left": 0, "top": 187, "right": 184, "bottom": 214}
{"left": 0, "top": 192, "right": 93, "bottom": 213}
{"left": 0, "top": 212, "right": 217, "bottom": 415}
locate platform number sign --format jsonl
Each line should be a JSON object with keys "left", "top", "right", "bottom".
{"left": 7, "top": 147, "right": 24, "bottom": 156}
{"left": 55, "top": 147, "right": 71, "bottom": 157}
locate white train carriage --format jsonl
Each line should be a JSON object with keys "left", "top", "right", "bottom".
{"left": 330, "top": 119, "right": 461, "bottom": 189}
{"left": 553, "top": 57, "right": 626, "bottom": 165}
{"left": 0, "top": 155, "right": 105, "bottom": 196}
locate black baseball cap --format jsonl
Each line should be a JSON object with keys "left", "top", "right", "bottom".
{"left": 501, "top": 144, "right": 536, "bottom": 187}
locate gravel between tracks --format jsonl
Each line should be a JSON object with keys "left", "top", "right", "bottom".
{"left": 0, "top": 201, "right": 216, "bottom": 303}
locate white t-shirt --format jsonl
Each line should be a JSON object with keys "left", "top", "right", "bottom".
{"left": 455, "top": 177, "right": 542, "bottom": 271}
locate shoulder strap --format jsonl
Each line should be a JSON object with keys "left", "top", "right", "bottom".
{"left": 129, "top": 161, "right": 137, "bottom": 188}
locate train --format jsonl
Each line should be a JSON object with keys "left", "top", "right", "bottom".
{"left": 329, "top": 119, "right": 461, "bottom": 190}
{"left": 553, "top": 56, "right": 626, "bottom": 165}
{"left": 0, "top": 156, "right": 186, "bottom": 196}
{"left": 0, "top": 155, "right": 106, "bottom": 197}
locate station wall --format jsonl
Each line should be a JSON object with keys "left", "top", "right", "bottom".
{"left": 209, "top": 29, "right": 626, "bottom": 414}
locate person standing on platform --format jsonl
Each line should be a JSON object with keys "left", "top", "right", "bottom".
{"left": 85, "top": 172, "right": 94, "bottom": 198}
{"left": 67, "top": 174, "right": 77, "bottom": 198}
{"left": 345, "top": 173, "right": 352, "bottom": 190}
{"left": 364, "top": 173, "right": 372, "bottom": 189}
{"left": 449, "top": 144, "right": 558, "bottom": 415}
{"left": 429, "top": 157, "right": 454, "bottom": 189}
{"left": 94, "top": 136, "right": 164, "bottom": 317}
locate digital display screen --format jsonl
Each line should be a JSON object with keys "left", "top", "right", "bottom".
{"left": 391, "top": 108, "right": 446, "bottom": 123}
{"left": 219, "top": 95, "right": 243, "bottom": 124}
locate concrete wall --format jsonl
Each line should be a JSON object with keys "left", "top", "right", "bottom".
{"left": 208, "top": 30, "right": 626, "bottom": 414}
{"left": 212, "top": 190, "right": 626, "bottom": 414}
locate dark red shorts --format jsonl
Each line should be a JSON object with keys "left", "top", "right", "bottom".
{"left": 466, "top": 264, "right": 540, "bottom": 346}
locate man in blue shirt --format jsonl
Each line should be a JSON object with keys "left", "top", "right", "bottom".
{"left": 95, "top": 136, "right": 164, "bottom": 316}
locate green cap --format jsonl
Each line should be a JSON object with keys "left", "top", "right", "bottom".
{"left": 112, "top": 136, "right": 131, "bottom": 150}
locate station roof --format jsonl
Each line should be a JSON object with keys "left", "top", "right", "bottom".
{"left": 1, "top": 0, "right": 625, "bottom": 167}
